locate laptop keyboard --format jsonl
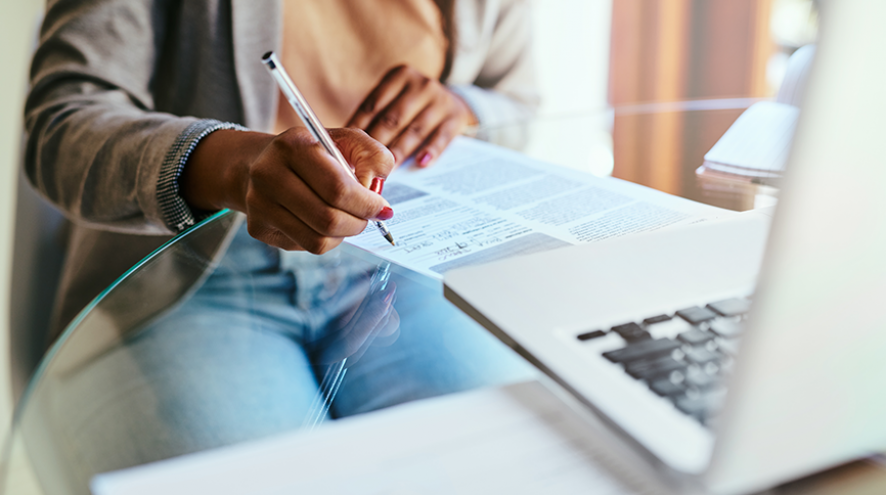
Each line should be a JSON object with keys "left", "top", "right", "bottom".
{"left": 576, "top": 297, "right": 751, "bottom": 426}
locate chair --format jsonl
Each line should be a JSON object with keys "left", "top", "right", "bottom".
{"left": 0, "top": 8, "right": 62, "bottom": 495}
{"left": 2, "top": 2, "right": 61, "bottom": 408}
{"left": 8, "top": 171, "right": 67, "bottom": 399}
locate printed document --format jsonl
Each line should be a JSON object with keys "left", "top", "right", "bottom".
{"left": 91, "top": 381, "right": 665, "bottom": 495}
{"left": 347, "top": 137, "right": 732, "bottom": 279}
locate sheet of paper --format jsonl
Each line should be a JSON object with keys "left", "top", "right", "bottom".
{"left": 347, "top": 137, "right": 733, "bottom": 279}
{"left": 703, "top": 101, "right": 799, "bottom": 174}
{"left": 91, "top": 381, "right": 667, "bottom": 495}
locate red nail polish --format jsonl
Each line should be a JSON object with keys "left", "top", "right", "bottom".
{"left": 370, "top": 177, "right": 385, "bottom": 195}
{"left": 419, "top": 152, "right": 432, "bottom": 167}
{"left": 376, "top": 206, "right": 394, "bottom": 221}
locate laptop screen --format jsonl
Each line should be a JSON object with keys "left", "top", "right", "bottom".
{"left": 708, "top": 0, "right": 886, "bottom": 492}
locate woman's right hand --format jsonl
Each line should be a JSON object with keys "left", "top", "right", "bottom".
{"left": 313, "top": 274, "right": 400, "bottom": 366}
{"left": 181, "top": 127, "right": 395, "bottom": 254}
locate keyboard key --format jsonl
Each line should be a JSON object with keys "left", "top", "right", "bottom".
{"left": 708, "top": 298, "right": 752, "bottom": 317}
{"left": 674, "top": 396, "right": 708, "bottom": 419}
{"left": 709, "top": 319, "right": 743, "bottom": 339}
{"left": 625, "top": 356, "right": 686, "bottom": 380}
{"left": 577, "top": 330, "right": 606, "bottom": 341}
{"left": 676, "top": 306, "right": 719, "bottom": 325}
{"left": 684, "top": 347, "right": 720, "bottom": 365}
{"left": 610, "top": 322, "right": 651, "bottom": 343}
{"left": 716, "top": 338, "right": 741, "bottom": 356}
{"left": 645, "top": 317, "right": 692, "bottom": 339}
{"left": 685, "top": 368, "right": 720, "bottom": 389}
{"left": 649, "top": 377, "right": 687, "bottom": 397}
{"left": 602, "top": 338, "right": 681, "bottom": 364}
{"left": 674, "top": 388, "right": 726, "bottom": 420}
{"left": 643, "top": 314, "right": 672, "bottom": 325}
{"left": 678, "top": 328, "right": 716, "bottom": 346}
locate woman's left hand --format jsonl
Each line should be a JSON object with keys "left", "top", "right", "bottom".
{"left": 347, "top": 65, "right": 478, "bottom": 168}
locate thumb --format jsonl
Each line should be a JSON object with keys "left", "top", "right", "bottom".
{"left": 329, "top": 128, "right": 395, "bottom": 189}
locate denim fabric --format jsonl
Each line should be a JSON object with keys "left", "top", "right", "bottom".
{"left": 52, "top": 225, "right": 536, "bottom": 489}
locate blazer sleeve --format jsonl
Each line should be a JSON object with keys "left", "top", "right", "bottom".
{"left": 24, "top": 0, "right": 243, "bottom": 235}
{"left": 448, "top": 0, "right": 539, "bottom": 149}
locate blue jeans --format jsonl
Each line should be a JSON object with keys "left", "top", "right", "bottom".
{"left": 53, "top": 225, "right": 535, "bottom": 488}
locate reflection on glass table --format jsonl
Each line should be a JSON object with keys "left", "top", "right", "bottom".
{"left": 0, "top": 209, "right": 533, "bottom": 495}
{"left": 505, "top": 103, "right": 776, "bottom": 213}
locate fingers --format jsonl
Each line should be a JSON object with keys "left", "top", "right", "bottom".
{"left": 245, "top": 196, "right": 346, "bottom": 254}
{"left": 374, "top": 306, "right": 399, "bottom": 338}
{"left": 314, "top": 282, "right": 399, "bottom": 364}
{"left": 346, "top": 306, "right": 398, "bottom": 364}
{"left": 242, "top": 127, "right": 395, "bottom": 254}
{"left": 348, "top": 66, "right": 437, "bottom": 147}
{"left": 329, "top": 128, "right": 395, "bottom": 188}
{"left": 363, "top": 79, "right": 435, "bottom": 146}
{"left": 274, "top": 128, "right": 391, "bottom": 220}
{"left": 247, "top": 225, "right": 303, "bottom": 252}
{"left": 254, "top": 165, "right": 370, "bottom": 237}
{"left": 339, "top": 284, "right": 397, "bottom": 357}
{"left": 324, "top": 271, "right": 373, "bottom": 331}
{"left": 348, "top": 65, "right": 477, "bottom": 167}
{"left": 347, "top": 65, "right": 414, "bottom": 131}
{"left": 387, "top": 105, "right": 447, "bottom": 166}
{"left": 413, "top": 118, "right": 461, "bottom": 169}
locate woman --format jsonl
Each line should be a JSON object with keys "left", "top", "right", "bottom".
{"left": 26, "top": 0, "right": 539, "bottom": 487}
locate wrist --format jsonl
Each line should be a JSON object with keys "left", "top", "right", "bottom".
{"left": 180, "top": 129, "right": 272, "bottom": 213}
{"left": 452, "top": 92, "right": 479, "bottom": 128}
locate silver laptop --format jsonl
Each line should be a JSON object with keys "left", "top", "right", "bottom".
{"left": 444, "top": 1, "right": 886, "bottom": 493}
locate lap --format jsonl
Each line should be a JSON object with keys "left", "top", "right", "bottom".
{"left": 48, "top": 231, "right": 535, "bottom": 486}
{"left": 331, "top": 272, "right": 534, "bottom": 417}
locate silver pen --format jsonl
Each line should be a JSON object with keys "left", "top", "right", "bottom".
{"left": 261, "top": 51, "right": 395, "bottom": 246}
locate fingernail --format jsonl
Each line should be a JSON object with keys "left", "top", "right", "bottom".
{"left": 370, "top": 177, "right": 385, "bottom": 195}
{"left": 376, "top": 206, "right": 394, "bottom": 221}
{"left": 383, "top": 288, "right": 395, "bottom": 304}
{"left": 419, "top": 152, "right": 432, "bottom": 167}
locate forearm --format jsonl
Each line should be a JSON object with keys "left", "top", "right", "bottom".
{"left": 447, "top": 0, "right": 540, "bottom": 150}
{"left": 448, "top": 84, "right": 537, "bottom": 148}
{"left": 25, "top": 0, "right": 214, "bottom": 234}
{"left": 25, "top": 84, "right": 196, "bottom": 234}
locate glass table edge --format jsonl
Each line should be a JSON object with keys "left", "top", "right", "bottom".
{"left": 8, "top": 209, "right": 236, "bottom": 429}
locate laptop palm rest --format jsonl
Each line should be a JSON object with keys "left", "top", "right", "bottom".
{"left": 445, "top": 213, "right": 771, "bottom": 476}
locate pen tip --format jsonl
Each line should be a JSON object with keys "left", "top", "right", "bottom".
{"left": 385, "top": 233, "right": 395, "bottom": 246}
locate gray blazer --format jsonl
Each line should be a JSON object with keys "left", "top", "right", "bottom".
{"left": 25, "top": 0, "right": 539, "bottom": 338}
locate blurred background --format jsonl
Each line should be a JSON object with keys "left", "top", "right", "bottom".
{"left": 526, "top": 0, "right": 818, "bottom": 210}
{"left": 0, "top": 0, "right": 44, "bottom": 437}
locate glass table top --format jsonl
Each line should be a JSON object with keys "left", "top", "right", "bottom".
{"left": 0, "top": 87, "right": 792, "bottom": 492}
{"left": 5, "top": 198, "right": 886, "bottom": 495}
{"left": 1, "top": 209, "right": 536, "bottom": 495}
{"left": 0, "top": 113, "right": 880, "bottom": 495}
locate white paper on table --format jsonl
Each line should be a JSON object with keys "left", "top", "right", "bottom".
{"left": 703, "top": 101, "right": 800, "bottom": 175}
{"left": 347, "top": 137, "right": 734, "bottom": 279}
{"left": 90, "top": 381, "right": 668, "bottom": 495}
